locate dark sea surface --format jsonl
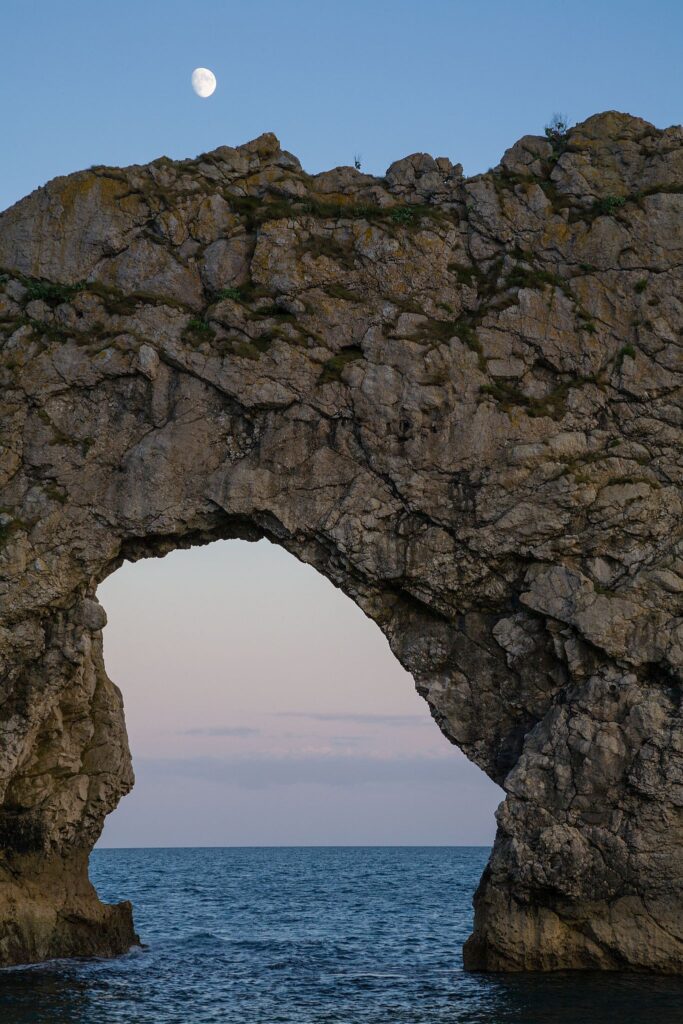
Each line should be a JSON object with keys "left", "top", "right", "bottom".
{"left": 0, "top": 847, "right": 681, "bottom": 1023}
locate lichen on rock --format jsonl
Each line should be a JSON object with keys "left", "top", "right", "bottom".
{"left": 0, "top": 111, "right": 681, "bottom": 970}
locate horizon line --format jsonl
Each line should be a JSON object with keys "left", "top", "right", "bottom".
{"left": 94, "top": 843, "right": 492, "bottom": 850}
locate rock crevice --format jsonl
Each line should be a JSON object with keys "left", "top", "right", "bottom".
{"left": 0, "top": 110, "right": 681, "bottom": 969}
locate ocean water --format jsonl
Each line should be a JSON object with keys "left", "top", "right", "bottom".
{"left": 0, "top": 847, "right": 681, "bottom": 1023}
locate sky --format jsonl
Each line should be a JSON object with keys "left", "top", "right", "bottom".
{"left": 3, "top": 0, "right": 680, "bottom": 846}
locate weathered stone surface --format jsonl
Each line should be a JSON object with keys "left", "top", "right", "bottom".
{"left": 0, "top": 111, "right": 681, "bottom": 970}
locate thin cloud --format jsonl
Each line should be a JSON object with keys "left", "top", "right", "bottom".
{"left": 270, "top": 712, "right": 429, "bottom": 726}
{"left": 135, "top": 753, "right": 485, "bottom": 790}
{"left": 180, "top": 726, "right": 260, "bottom": 737}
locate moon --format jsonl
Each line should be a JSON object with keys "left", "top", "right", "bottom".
{"left": 191, "top": 68, "right": 217, "bottom": 98}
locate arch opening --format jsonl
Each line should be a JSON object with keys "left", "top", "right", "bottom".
{"left": 96, "top": 538, "right": 502, "bottom": 850}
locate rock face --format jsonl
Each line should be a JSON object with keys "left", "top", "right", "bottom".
{"left": 0, "top": 111, "right": 681, "bottom": 970}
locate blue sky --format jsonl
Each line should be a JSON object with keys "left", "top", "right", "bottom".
{"left": 2, "top": 0, "right": 682, "bottom": 213}
{"left": 4, "top": 1, "right": 680, "bottom": 846}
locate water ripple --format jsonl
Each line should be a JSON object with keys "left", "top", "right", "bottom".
{"left": 0, "top": 848, "right": 681, "bottom": 1023}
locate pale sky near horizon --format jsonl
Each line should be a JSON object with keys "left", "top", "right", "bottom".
{"left": 3, "top": 0, "right": 681, "bottom": 846}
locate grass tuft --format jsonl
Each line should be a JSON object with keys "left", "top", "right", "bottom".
{"left": 616, "top": 344, "right": 636, "bottom": 369}
{"left": 592, "top": 195, "right": 626, "bottom": 216}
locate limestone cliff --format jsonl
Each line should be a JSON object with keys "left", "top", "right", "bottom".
{"left": 0, "top": 112, "right": 681, "bottom": 970}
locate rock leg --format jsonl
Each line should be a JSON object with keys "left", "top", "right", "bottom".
{"left": 464, "top": 670, "right": 683, "bottom": 971}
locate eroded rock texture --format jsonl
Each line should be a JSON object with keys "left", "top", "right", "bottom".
{"left": 0, "top": 111, "right": 681, "bottom": 970}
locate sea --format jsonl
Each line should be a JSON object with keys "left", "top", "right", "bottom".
{"left": 0, "top": 847, "right": 681, "bottom": 1024}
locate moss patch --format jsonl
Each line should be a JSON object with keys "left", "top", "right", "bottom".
{"left": 298, "top": 234, "right": 356, "bottom": 270}
{"left": 592, "top": 195, "right": 626, "bottom": 217}
{"left": 24, "top": 280, "right": 85, "bottom": 305}
{"left": 480, "top": 377, "right": 594, "bottom": 420}
{"left": 183, "top": 317, "right": 215, "bottom": 345}
{"left": 320, "top": 345, "right": 364, "bottom": 382}
{"left": 506, "top": 265, "right": 571, "bottom": 299}
{"left": 324, "top": 283, "right": 361, "bottom": 302}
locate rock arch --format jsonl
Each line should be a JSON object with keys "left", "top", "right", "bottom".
{"left": 0, "top": 112, "right": 681, "bottom": 970}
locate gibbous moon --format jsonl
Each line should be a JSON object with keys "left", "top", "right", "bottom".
{"left": 191, "top": 67, "right": 217, "bottom": 98}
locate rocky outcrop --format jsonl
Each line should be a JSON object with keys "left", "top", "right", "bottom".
{"left": 0, "top": 112, "right": 681, "bottom": 970}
